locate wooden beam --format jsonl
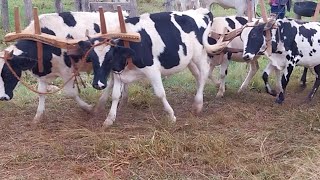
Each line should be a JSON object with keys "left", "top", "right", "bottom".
{"left": 33, "top": 7, "right": 44, "bottom": 73}
{"left": 14, "top": 7, "right": 21, "bottom": 33}
{"left": 117, "top": 5, "right": 134, "bottom": 69}
{"left": 247, "top": 0, "right": 253, "bottom": 22}
{"left": 99, "top": 6, "right": 107, "bottom": 34}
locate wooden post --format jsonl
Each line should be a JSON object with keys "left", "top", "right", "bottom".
{"left": 117, "top": 5, "right": 134, "bottom": 69}
{"left": 14, "top": 7, "right": 21, "bottom": 33}
{"left": 99, "top": 7, "right": 107, "bottom": 34}
{"left": 1, "top": 0, "right": 9, "bottom": 31}
{"left": 259, "top": 0, "right": 271, "bottom": 56}
{"left": 55, "top": 0, "right": 64, "bottom": 13}
{"left": 81, "top": 0, "right": 89, "bottom": 11}
{"left": 24, "top": 0, "right": 33, "bottom": 26}
{"left": 247, "top": 0, "right": 253, "bottom": 22}
{"left": 129, "top": 0, "right": 138, "bottom": 17}
{"left": 74, "top": 0, "right": 82, "bottom": 11}
{"left": 33, "top": 8, "right": 44, "bottom": 73}
{"left": 313, "top": 2, "right": 320, "bottom": 21}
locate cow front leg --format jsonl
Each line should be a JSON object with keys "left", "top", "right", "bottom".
{"left": 216, "top": 59, "right": 228, "bottom": 98}
{"left": 307, "top": 65, "right": 320, "bottom": 101}
{"left": 275, "top": 65, "right": 294, "bottom": 104}
{"left": 94, "top": 77, "right": 114, "bottom": 114}
{"left": 63, "top": 77, "right": 93, "bottom": 113}
{"left": 300, "top": 67, "right": 308, "bottom": 88}
{"left": 262, "top": 62, "right": 277, "bottom": 96}
{"left": 149, "top": 71, "right": 176, "bottom": 122}
{"left": 238, "top": 59, "right": 259, "bottom": 93}
{"left": 103, "top": 76, "right": 124, "bottom": 127}
{"left": 32, "top": 80, "right": 48, "bottom": 123}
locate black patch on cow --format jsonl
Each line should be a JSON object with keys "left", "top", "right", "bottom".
{"left": 278, "top": 21, "right": 299, "bottom": 57}
{"left": 298, "top": 26, "right": 317, "bottom": 46}
{"left": 235, "top": 17, "right": 248, "bottom": 26}
{"left": 197, "top": 27, "right": 206, "bottom": 45}
{"left": 126, "top": 17, "right": 140, "bottom": 25}
{"left": 66, "top": 34, "right": 74, "bottom": 39}
{"left": 41, "top": 27, "right": 56, "bottom": 35}
{"left": 15, "top": 40, "right": 62, "bottom": 76}
{"left": 313, "top": 49, "right": 316, "bottom": 53}
{"left": 174, "top": 14, "right": 196, "bottom": 34}
{"left": 94, "top": 23, "right": 100, "bottom": 33}
{"left": 150, "top": 12, "right": 187, "bottom": 69}
{"left": 244, "top": 24, "right": 266, "bottom": 55}
{"left": 59, "top": 12, "right": 76, "bottom": 27}
{"left": 226, "top": 18, "right": 235, "bottom": 29}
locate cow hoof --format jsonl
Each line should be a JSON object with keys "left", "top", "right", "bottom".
{"left": 275, "top": 98, "right": 283, "bottom": 104}
{"left": 103, "top": 119, "right": 114, "bottom": 127}
{"left": 192, "top": 103, "right": 203, "bottom": 114}
{"left": 269, "top": 90, "right": 277, "bottom": 97}
{"left": 215, "top": 93, "right": 224, "bottom": 98}
{"left": 169, "top": 115, "right": 176, "bottom": 123}
{"left": 299, "top": 83, "right": 307, "bottom": 89}
{"left": 32, "top": 114, "right": 45, "bottom": 124}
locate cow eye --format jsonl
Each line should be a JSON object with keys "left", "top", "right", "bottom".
{"left": 251, "top": 33, "right": 257, "bottom": 38}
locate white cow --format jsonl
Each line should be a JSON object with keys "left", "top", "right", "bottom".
{"left": 200, "top": 0, "right": 259, "bottom": 16}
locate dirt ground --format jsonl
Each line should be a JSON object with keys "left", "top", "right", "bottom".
{"left": 1, "top": 81, "right": 320, "bottom": 179}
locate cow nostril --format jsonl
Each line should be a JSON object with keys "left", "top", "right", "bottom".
{"left": 93, "top": 84, "right": 106, "bottom": 90}
{"left": 243, "top": 54, "right": 250, "bottom": 60}
{"left": 0, "top": 97, "right": 9, "bottom": 101}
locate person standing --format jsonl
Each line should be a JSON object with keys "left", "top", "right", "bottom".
{"left": 269, "top": 0, "right": 291, "bottom": 19}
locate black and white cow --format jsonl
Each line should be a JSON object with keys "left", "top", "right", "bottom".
{"left": 241, "top": 18, "right": 320, "bottom": 103}
{"left": 209, "top": 16, "right": 308, "bottom": 97}
{"left": 0, "top": 11, "right": 126, "bottom": 123}
{"left": 77, "top": 8, "right": 225, "bottom": 127}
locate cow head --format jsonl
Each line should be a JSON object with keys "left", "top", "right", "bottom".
{"left": 0, "top": 47, "right": 36, "bottom": 101}
{"left": 242, "top": 19, "right": 277, "bottom": 60}
{"left": 78, "top": 38, "right": 135, "bottom": 90}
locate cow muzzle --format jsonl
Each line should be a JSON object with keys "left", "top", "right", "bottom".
{"left": 92, "top": 80, "right": 106, "bottom": 90}
{"left": 243, "top": 53, "right": 254, "bottom": 61}
{"left": 0, "top": 94, "right": 10, "bottom": 101}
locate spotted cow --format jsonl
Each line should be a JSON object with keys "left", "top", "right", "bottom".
{"left": 0, "top": 11, "right": 127, "bottom": 123}
{"left": 242, "top": 18, "right": 320, "bottom": 103}
{"left": 77, "top": 8, "right": 225, "bottom": 127}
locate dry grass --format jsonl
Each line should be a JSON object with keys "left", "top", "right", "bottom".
{"left": 1, "top": 74, "right": 320, "bottom": 179}
{"left": 1, "top": 0, "right": 320, "bottom": 179}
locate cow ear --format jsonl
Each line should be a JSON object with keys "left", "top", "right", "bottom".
{"left": 77, "top": 41, "right": 92, "bottom": 52}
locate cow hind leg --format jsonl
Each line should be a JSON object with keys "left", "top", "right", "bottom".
{"left": 262, "top": 63, "right": 277, "bottom": 96}
{"left": 307, "top": 65, "right": 320, "bottom": 101}
{"left": 193, "top": 58, "right": 210, "bottom": 113}
{"left": 238, "top": 59, "right": 259, "bottom": 93}
{"left": 32, "top": 80, "right": 48, "bottom": 123}
{"left": 300, "top": 67, "right": 308, "bottom": 88}
{"left": 216, "top": 60, "right": 228, "bottom": 98}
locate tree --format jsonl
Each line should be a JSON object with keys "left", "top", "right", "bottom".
{"left": 55, "top": 0, "right": 63, "bottom": 13}
{"left": 1, "top": 0, "right": 9, "bottom": 31}
{"left": 24, "top": 0, "right": 33, "bottom": 26}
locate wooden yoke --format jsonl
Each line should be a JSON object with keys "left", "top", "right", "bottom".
{"left": 33, "top": 8, "right": 44, "bottom": 73}
{"left": 259, "top": 0, "right": 272, "bottom": 56}
{"left": 117, "top": 5, "right": 134, "bottom": 70}
{"left": 313, "top": 1, "right": 320, "bottom": 21}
